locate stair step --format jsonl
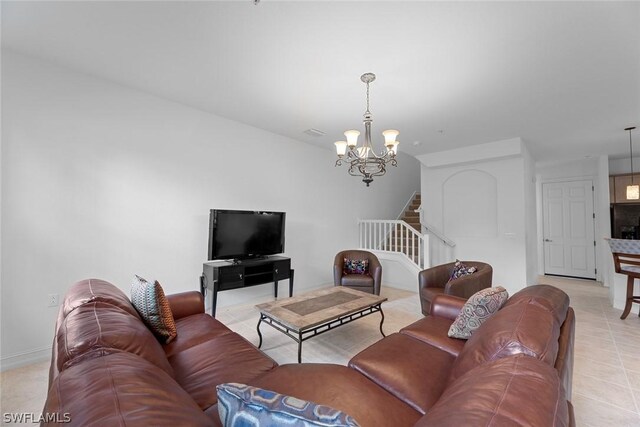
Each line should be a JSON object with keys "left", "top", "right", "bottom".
{"left": 396, "top": 222, "right": 421, "bottom": 227}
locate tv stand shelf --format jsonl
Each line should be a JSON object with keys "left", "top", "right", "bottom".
{"left": 201, "top": 256, "right": 293, "bottom": 317}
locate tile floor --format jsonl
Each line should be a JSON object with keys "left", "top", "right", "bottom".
{"left": 1, "top": 277, "right": 639, "bottom": 426}
{"left": 539, "top": 276, "right": 640, "bottom": 427}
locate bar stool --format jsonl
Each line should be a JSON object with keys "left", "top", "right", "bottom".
{"left": 607, "top": 238, "right": 640, "bottom": 319}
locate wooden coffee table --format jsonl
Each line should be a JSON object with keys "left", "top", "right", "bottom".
{"left": 256, "top": 287, "right": 387, "bottom": 363}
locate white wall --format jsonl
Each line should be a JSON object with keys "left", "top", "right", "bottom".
{"left": 522, "top": 143, "right": 538, "bottom": 287}
{"left": 607, "top": 157, "right": 640, "bottom": 314}
{"left": 609, "top": 156, "right": 640, "bottom": 175}
{"left": 417, "top": 139, "right": 530, "bottom": 296}
{"left": 376, "top": 253, "right": 420, "bottom": 292}
{"left": 0, "top": 51, "right": 421, "bottom": 369}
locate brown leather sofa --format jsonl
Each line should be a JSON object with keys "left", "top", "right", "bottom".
{"left": 333, "top": 249, "right": 382, "bottom": 295}
{"left": 418, "top": 260, "right": 493, "bottom": 315}
{"left": 43, "top": 279, "right": 574, "bottom": 426}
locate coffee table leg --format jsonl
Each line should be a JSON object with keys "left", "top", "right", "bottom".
{"left": 379, "top": 306, "right": 386, "bottom": 337}
{"left": 297, "top": 333, "right": 303, "bottom": 363}
{"left": 257, "top": 315, "right": 264, "bottom": 348}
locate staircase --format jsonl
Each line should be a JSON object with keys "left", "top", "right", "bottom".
{"left": 358, "top": 192, "right": 456, "bottom": 285}
{"left": 399, "top": 193, "right": 421, "bottom": 232}
{"left": 380, "top": 193, "right": 422, "bottom": 262}
{"left": 358, "top": 192, "right": 428, "bottom": 270}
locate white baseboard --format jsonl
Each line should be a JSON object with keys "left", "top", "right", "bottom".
{"left": 0, "top": 347, "right": 51, "bottom": 372}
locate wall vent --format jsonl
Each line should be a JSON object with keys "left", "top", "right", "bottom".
{"left": 303, "top": 128, "right": 326, "bottom": 137}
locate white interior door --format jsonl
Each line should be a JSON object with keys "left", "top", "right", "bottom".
{"left": 542, "top": 180, "right": 596, "bottom": 279}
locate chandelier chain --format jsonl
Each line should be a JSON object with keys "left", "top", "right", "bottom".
{"left": 365, "top": 81, "right": 371, "bottom": 114}
{"left": 631, "top": 128, "right": 635, "bottom": 184}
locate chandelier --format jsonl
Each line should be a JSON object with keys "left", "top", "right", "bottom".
{"left": 334, "top": 73, "right": 399, "bottom": 186}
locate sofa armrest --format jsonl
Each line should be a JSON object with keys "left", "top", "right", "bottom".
{"left": 167, "top": 291, "right": 205, "bottom": 320}
{"left": 430, "top": 294, "right": 466, "bottom": 320}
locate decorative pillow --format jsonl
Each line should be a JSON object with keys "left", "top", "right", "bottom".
{"left": 343, "top": 258, "right": 369, "bottom": 275}
{"left": 448, "top": 286, "right": 509, "bottom": 339}
{"left": 448, "top": 260, "right": 477, "bottom": 281}
{"left": 130, "top": 275, "right": 177, "bottom": 344}
{"left": 217, "top": 383, "right": 360, "bottom": 427}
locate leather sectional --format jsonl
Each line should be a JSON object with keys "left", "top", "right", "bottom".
{"left": 43, "top": 279, "right": 575, "bottom": 426}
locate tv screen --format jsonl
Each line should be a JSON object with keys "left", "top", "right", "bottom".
{"left": 208, "top": 210, "right": 286, "bottom": 260}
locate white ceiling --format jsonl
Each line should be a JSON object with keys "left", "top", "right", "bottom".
{"left": 2, "top": 1, "right": 639, "bottom": 161}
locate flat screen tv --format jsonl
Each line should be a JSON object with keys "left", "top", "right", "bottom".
{"left": 208, "top": 209, "right": 286, "bottom": 261}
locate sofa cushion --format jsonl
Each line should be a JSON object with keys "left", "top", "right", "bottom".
{"left": 341, "top": 274, "right": 374, "bottom": 288}
{"left": 415, "top": 355, "right": 570, "bottom": 427}
{"left": 56, "top": 301, "right": 174, "bottom": 377}
{"left": 50, "top": 279, "right": 143, "bottom": 386}
{"left": 163, "top": 313, "right": 234, "bottom": 358}
{"left": 61, "top": 278, "right": 141, "bottom": 320}
{"left": 217, "top": 382, "right": 360, "bottom": 427}
{"left": 400, "top": 316, "right": 464, "bottom": 357}
{"left": 449, "top": 302, "right": 559, "bottom": 383}
{"left": 43, "top": 351, "right": 211, "bottom": 427}
{"left": 250, "top": 364, "right": 422, "bottom": 427}
{"left": 131, "top": 275, "right": 178, "bottom": 344}
{"left": 503, "top": 284, "right": 570, "bottom": 326}
{"left": 447, "top": 286, "right": 508, "bottom": 339}
{"left": 169, "top": 333, "right": 278, "bottom": 410}
{"left": 348, "top": 333, "right": 455, "bottom": 414}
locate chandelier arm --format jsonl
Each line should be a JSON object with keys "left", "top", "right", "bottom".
{"left": 363, "top": 119, "right": 387, "bottom": 160}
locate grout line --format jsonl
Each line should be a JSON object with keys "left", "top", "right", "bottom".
{"left": 573, "top": 391, "right": 640, "bottom": 417}
{"left": 540, "top": 275, "right": 640, "bottom": 418}
{"left": 597, "top": 285, "right": 640, "bottom": 415}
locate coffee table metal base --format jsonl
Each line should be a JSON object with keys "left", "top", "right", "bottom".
{"left": 257, "top": 303, "right": 385, "bottom": 363}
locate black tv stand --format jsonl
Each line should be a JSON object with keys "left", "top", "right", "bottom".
{"left": 201, "top": 256, "right": 293, "bottom": 317}
{"left": 229, "top": 256, "right": 268, "bottom": 265}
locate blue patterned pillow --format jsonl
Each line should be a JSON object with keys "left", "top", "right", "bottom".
{"left": 343, "top": 258, "right": 369, "bottom": 275}
{"left": 217, "top": 383, "right": 360, "bottom": 427}
{"left": 449, "top": 260, "right": 477, "bottom": 281}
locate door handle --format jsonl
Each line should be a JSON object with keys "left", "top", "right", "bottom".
{"left": 544, "top": 239, "right": 553, "bottom": 242}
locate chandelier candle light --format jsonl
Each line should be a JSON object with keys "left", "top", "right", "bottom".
{"left": 334, "top": 73, "right": 399, "bottom": 186}
{"left": 626, "top": 126, "right": 638, "bottom": 200}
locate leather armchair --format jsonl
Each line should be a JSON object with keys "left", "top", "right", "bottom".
{"left": 334, "top": 250, "right": 382, "bottom": 295}
{"left": 418, "top": 261, "right": 493, "bottom": 315}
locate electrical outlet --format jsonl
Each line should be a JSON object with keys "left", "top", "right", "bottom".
{"left": 48, "top": 293, "right": 59, "bottom": 307}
